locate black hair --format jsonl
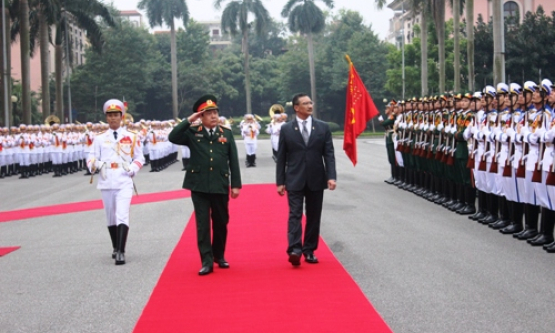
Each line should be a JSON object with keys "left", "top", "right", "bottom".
{"left": 292, "top": 93, "right": 309, "bottom": 106}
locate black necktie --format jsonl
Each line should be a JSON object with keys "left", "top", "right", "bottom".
{"left": 209, "top": 129, "right": 214, "bottom": 138}
{"left": 113, "top": 131, "right": 118, "bottom": 140}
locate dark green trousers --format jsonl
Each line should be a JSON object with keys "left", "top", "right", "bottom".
{"left": 191, "top": 191, "right": 230, "bottom": 267}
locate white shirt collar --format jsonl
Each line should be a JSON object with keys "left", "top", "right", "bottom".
{"left": 296, "top": 116, "right": 312, "bottom": 127}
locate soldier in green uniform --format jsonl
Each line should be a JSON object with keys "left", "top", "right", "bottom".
{"left": 168, "top": 95, "right": 242, "bottom": 276}
{"left": 454, "top": 92, "right": 477, "bottom": 214}
{"left": 380, "top": 100, "right": 397, "bottom": 184}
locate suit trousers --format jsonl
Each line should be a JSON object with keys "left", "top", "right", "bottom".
{"left": 191, "top": 191, "right": 229, "bottom": 267}
{"left": 286, "top": 186, "right": 324, "bottom": 255}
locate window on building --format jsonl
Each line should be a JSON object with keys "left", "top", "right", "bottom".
{"left": 504, "top": 1, "right": 519, "bottom": 19}
{"left": 213, "top": 29, "right": 220, "bottom": 36}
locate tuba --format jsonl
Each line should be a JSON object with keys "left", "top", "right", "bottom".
{"left": 269, "top": 104, "right": 284, "bottom": 124}
{"left": 45, "top": 115, "right": 61, "bottom": 126}
{"left": 123, "top": 113, "right": 134, "bottom": 126}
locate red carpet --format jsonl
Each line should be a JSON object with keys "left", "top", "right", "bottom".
{"left": 0, "top": 246, "right": 20, "bottom": 257}
{"left": 0, "top": 189, "right": 190, "bottom": 223}
{"left": 133, "top": 184, "right": 392, "bottom": 333}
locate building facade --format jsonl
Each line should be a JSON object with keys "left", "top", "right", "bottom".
{"left": 119, "top": 10, "right": 143, "bottom": 28}
{"left": 387, "top": 0, "right": 555, "bottom": 47}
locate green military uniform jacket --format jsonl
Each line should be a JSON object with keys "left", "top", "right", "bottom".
{"left": 454, "top": 111, "right": 470, "bottom": 159}
{"left": 168, "top": 120, "right": 242, "bottom": 194}
{"left": 381, "top": 117, "right": 395, "bottom": 144}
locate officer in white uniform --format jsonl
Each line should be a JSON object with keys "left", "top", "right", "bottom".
{"left": 87, "top": 99, "right": 144, "bottom": 265}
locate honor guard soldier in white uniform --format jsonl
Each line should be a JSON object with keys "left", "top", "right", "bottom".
{"left": 241, "top": 114, "right": 260, "bottom": 167}
{"left": 87, "top": 99, "right": 144, "bottom": 265}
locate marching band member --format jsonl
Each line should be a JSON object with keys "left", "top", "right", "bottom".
{"left": 241, "top": 114, "right": 260, "bottom": 167}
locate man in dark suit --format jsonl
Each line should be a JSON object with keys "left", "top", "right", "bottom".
{"left": 276, "top": 93, "right": 337, "bottom": 266}
{"left": 169, "top": 95, "right": 242, "bottom": 276}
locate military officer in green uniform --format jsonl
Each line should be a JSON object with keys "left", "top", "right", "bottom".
{"left": 168, "top": 95, "right": 242, "bottom": 276}
{"left": 380, "top": 100, "right": 397, "bottom": 184}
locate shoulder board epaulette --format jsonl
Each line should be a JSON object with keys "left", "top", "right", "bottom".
{"left": 127, "top": 129, "right": 138, "bottom": 135}
{"left": 97, "top": 130, "right": 107, "bottom": 135}
{"left": 220, "top": 124, "right": 231, "bottom": 131}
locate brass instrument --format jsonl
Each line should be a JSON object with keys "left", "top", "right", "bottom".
{"left": 269, "top": 104, "right": 284, "bottom": 118}
{"left": 45, "top": 115, "right": 61, "bottom": 126}
{"left": 123, "top": 113, "right": 134, "bottom": 126}
{"left": 254, "top": 114, "right": 263, "bottom": 122}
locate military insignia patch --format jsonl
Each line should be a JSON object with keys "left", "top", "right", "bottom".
{"left": 218, "top": 137, "right": 227, "bottom": 143}
{"left": 119, "top": 136, "right": 133, "bottom": 156}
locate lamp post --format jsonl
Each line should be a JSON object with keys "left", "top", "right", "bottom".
{"left": 394, "top": 2, "right": 406, "bottom": 99}
{"left": 401, "top": 0, "right": 405, "bottom": 100}
{"left": 1, "top": 0, "right": 9, "bottom": 129}
{"left": 64, "top": 13, "right": 73, "bottom": 123}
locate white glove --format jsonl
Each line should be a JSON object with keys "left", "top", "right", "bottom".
{"left": 378, "top": 115, "right": 384, "bottom": 122}
{"left": 127, "top": 162, "right": 140, "bottom": 177}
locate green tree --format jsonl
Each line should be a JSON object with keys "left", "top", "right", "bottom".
{"left": 139, "top": 0, "right": 189, "bottom": 120}
{"left": 214, "top": 0, "right": 270, "bottom": 115}
{"left": 71, "top": 22, "right": 164, "bottom": 121}
{"left": 281, "top": 0, "right": 334, "bottom": 118}
{"left": 50, "top": 0, "right": 115, "bottom": 120}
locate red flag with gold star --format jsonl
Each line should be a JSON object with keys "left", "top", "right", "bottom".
{"left": 343, "top": 55, "right": 379, "bottom": 166}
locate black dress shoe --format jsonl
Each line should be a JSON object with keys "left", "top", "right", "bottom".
{"left": 304, "top": 253, "right": 319, "bottom": 264}
{"left": 215, "top": 258, "right": 230, "bottom": 268}
{"left": 198, "top": 266, "right": 214, "bottom": 275}
{"left": 515, "top": 229, "right": 538, "bottom": 240}
{"left": 115, "top": 252, "right": 125, "bottom": 265}
{"left": 489, "top": 219, "right": 510, "bottom": 229}
{"left": 528, "top": 235, "right": 554, "bottom": 246}
{"left": 457, "top": 205, "right": 476, "bottom": 215}
{"left": 526, "top": 233, "right": 543, "bottom": 244}
{"left": 479, "top": 214, "right": 498, "bottom": 224}
{"left": 288, "top": 252, "right": 301, "bottom": 266}
{"left": 543, "top": 241, "right": 555, "bottom": 252}
{"left": 500, "top": 223, "right": 523, "bottom": 234}
{"left": 469, "top": 211, "right": 486, "bottom": 221}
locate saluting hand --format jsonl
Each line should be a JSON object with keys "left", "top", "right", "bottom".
{"left": 187, "top": 110, "right": 204, "bottom": 124}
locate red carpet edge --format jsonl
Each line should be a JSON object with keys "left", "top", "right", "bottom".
{"left": 0, "top": 246, "right": 21, "bottom": 257}
{"left": 0, "top": 189, "right": 191, "bottom": 223}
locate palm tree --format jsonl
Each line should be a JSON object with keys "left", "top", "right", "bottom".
{"left": 282, "top": 0, "right": 333, "bottom": 118}
{"left": 37, "top": 0, "right": 59, "bottom": 122}
{"left": 52, "top": 0, "right": 115, "bottom": 119}
{"left": 19, "top": 0, "right": 31, "bottom": 124}
{"left": 451, "top": 0, "right": 464, "bottom": 92}
{"left": 139, "top": 0, "right": 188, "bottom": 119}
{"left": 431, "top": 0, "right": 446, "bottom": 93}
{"left": 466, "top": 0, "right": 475, "bottom": 91}
{"left": 215, "top": 0, "right": 270, "bottom": 115}
{"left": 0, "top": 1, "right": 13, "bottom": 127}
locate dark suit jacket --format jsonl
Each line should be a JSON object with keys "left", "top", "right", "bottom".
{"left": 169, "top": 120, "right": 242, "bottom": 194}
{"left": 276, "top": 116, "right": 336, "bottom": 191}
